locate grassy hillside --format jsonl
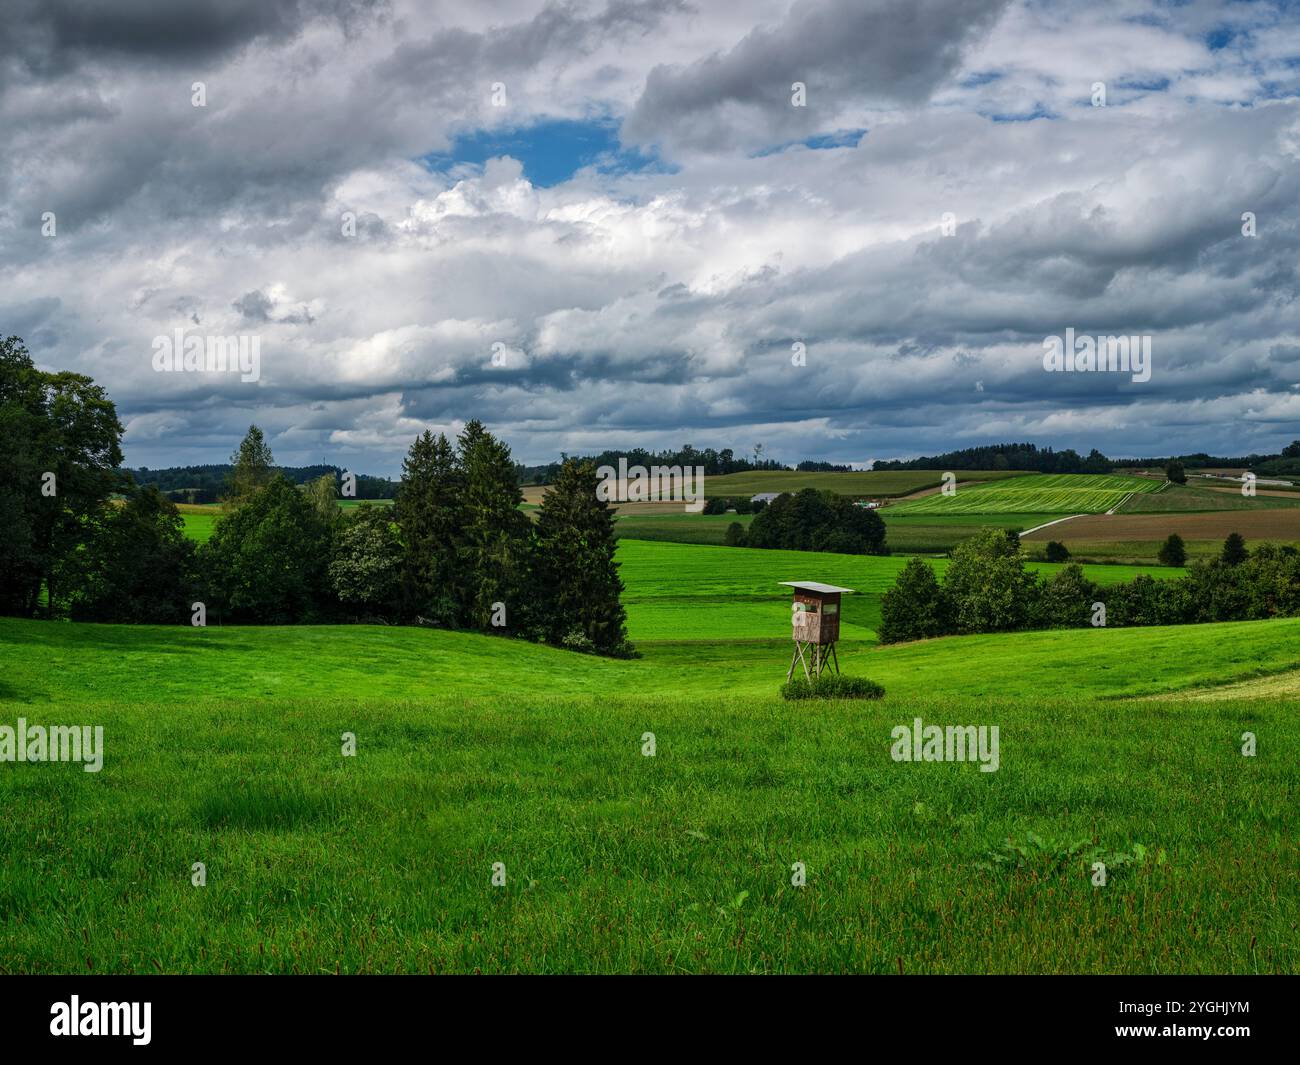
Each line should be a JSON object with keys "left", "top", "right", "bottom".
{"left": 3, "top": 537, "right": 1294, "bottom": 976}
{"left": 4, "top": 610, "right": 1298, "bottom": 705}
{"left": 887, "top": 474, "right": 1161, "bottom": 516}
{"left": 1021, "top": 538, "right": 1231, "bottom": 564}
{"left": 156, "top": 533, "right": 1181, "bottom": 642}
{"left": 614, "top": 512, "right": 755, "bottom": 544}
{"left": 179, "top": 498, "right": 394, "bottom": 543}
{"left": 608, "top": 509, "right": 1086, "bottom": 553}
{"left": 175, "top": 504, "right": 220, "bottom": 544}
{"left": 0, "top": 612, "right": 1296, "bottom": 974}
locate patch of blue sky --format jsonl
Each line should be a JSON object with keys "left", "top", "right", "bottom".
{"left": 987, "top": 105, "right": 1056, "bottom": 122}
{"left": 1116, "top": 77, "right": 1172, "bottom": 92}
{"left": 1205, "top": 26, "right": 1236, "bottom": 50}
{"left": 751, "top": 128, "right": 866, "bottom": 157}
{"left": 421, "top": 117, "right": 672, "bottom": 187}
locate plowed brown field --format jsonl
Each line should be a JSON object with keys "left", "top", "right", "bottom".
{"left": 1021, "top": 508, "right": 1300, "bottom": 541}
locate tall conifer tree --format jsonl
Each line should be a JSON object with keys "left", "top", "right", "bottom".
{"left": 225, "top": 425, "right": 274, "bottom": 506}
{"left": 457, "top": 420, "right": 530, "bottom": 630}
{"left": 532, "top": 458, "right": 630, "bottom": 655}
{"left": 395, "top": 430, "right": 463, "bottom": 624}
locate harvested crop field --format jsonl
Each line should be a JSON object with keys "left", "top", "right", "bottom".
{"left": 1021, "top": 508, "right": 1300, "bottom": 542}
{"left": 1118, "top": 483, "right": 1300, "bottom": 512}
{"left": 1202, "top": 485, "right": 1300, "bottom": 499}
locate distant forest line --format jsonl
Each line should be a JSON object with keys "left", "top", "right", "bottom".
{"left": 124, "top": 464, "right": 398, "bottom": 503}
{"left": 872, "top": 441, "right": 1300, "bottom": 476}
{"left": 126, "top": 439, "right": 1300, "bottom": 501}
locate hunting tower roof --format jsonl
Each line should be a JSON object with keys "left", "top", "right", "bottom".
{"left": 779, "top": 581, "right": 855, "bottom": 595}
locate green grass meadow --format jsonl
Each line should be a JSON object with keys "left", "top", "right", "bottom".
{"left": 617, "top": 510, "right": 1068, "bottom": 553}
{"left": 2, "top": 533, "right": 1296, "bottom": 974}
{"left": 615, "top": 511, "right": 755, "bottom": 544}
{"left": 180, "top": 498, "right": 393, "bottom": 542}
{"left": 177, "top": 507, "right": 219, "bottom": 544}
{"left": 881, "top": 512, "right": 1062, "bottom": 553}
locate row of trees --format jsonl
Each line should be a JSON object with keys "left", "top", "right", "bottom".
{"left": 390, "top": 424, "right": 630, "bottom": 652}
{"left": 874, "top": 440, "right": 1300, "bottom": 477}
{"left": 701, "top": 496, "right": 768, "bottom": 515}
{"left": 124, "top": 462, "right": 396, "bottom": 504}
{"left": 730, "top": 489, "right": 889, "bottom": 555}
{"left": 518, "top": 443, "right": 786, "bottom": 484}
{"left": 0, "top": 336, "right": 632, "bottom": 656}
{"left": 1044, "top": 532, "right": 1241, "bottom": 569}
{"left": 197, "top": 423, "right": 631, "bottom": 653}
{"left": 1118, "top": 441, "right": 1300, "bottom": 475}
{"left": 880, "top": 528, "right": 1296, "bottom": 643}
{"left": 873, "top": 443, "right": 1114, "bottom": 474}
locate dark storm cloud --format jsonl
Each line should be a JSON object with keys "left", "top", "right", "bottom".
{"left": 0, "top": 0, "right": 382, "bottom": 70}
{"left": 375, "top": 0, "right": 689, "bottom": 102}
{"left": 233, "top": 290, "right": 274, "bottom": 321}
{"left": 624, "top": 0, "right": 1010, "bottom": 154}
{"left": 0, "top": 0, "right": 691, "bottom": 256}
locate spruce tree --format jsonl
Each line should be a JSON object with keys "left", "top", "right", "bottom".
{"left": 226, "top": 425, "right": 274, "bottom": 505}
{"left": 532, "top": 458, "right": 630, "bottom": 655}
{"left": 879, "top": 556, "right": 951, "bottom": 643}
{"left": 394, "top": 430, "right": 463, "bottom": 624}
{"left": 1157, "top": 533, "right": 1186, "bottom": 567}
{"left": 457, "top": 420, "right": 530, "bottom": 630}
{"left": 1221, "top": 532, "right": 1249, "bottom": 566}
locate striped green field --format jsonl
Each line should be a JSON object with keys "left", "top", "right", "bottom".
{"left": 887, "top": 474, "right": 1162, "bottom": 516}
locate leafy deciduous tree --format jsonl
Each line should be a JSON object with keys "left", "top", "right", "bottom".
{"left": 201, "top": 475, "right": 331, "bottom": 622}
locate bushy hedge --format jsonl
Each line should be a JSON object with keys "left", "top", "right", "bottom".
{"left": 1044, "top": 540, "right": 1070, "bottom": 562}
{"left": 739, "top": 488, "right": 888, "bottom": 555}
{"left": 781, "top": 674, "right": 886, "bottom": 700}
{"left": 879, "top": 529, "right": 1299, "bottom": 643}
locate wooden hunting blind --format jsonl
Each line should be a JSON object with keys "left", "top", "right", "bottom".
{"left": 780, "top": 581, "right": 854, "bottom": 680}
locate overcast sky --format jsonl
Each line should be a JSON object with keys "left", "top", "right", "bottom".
{"left": 4, "top": 0, "right": 1299, "bottom": 474}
